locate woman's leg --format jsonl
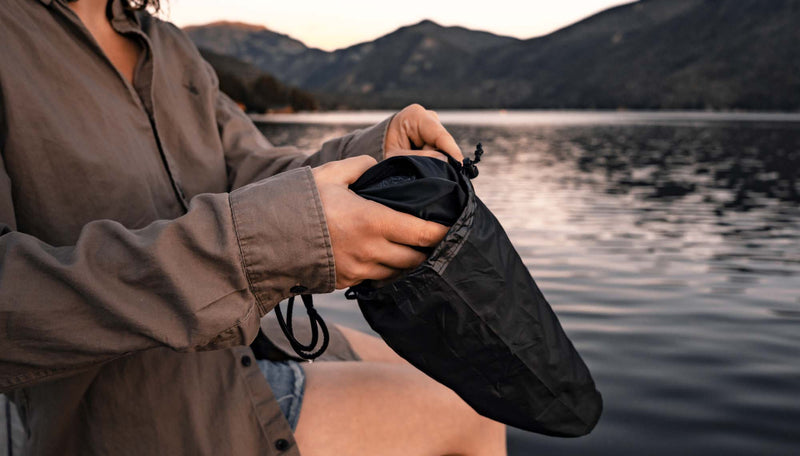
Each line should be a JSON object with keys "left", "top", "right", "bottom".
{"left": 334, "top": 325, "right": 406, "bottom": 364}
{"left": 293, "top": 326, "right": 507, "bottom": 456}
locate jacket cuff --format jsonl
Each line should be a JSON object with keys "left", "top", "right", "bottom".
{"left": 338, "top": 114, "right": 395, "bottom": 162}
{"left": 229, "top": 167, "right": 335, "bottom": 315}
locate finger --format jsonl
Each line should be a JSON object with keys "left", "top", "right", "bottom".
{"left": 365, "top": 263, "right": 401, "bottom": 282}
{"left": 404, "top": 117, "right": 425, "bottom": 150}
{"left": 413, "top": 114, "right": 464, "bottom": 162}
{"left": 421, "top": 145, "right": 448, "bottom": 162}
{"left": 338, "top": 263, "right": 399, "bottom": 288}
{"left": 373, "top": 240, "right": 428, "bottom": 270}
{"left": 377, "top": 205, "right": 450, "bottom": 247}
{"left": 336, "top": 155, "right": 378, "bottom": 185}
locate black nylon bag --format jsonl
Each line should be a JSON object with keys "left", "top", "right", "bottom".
{"left": 346, "top": 155, "right": 603, "bottom": 437}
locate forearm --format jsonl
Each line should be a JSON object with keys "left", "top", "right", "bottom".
{"left": 0, "top": 168, "right": 333, "bottom": 392}
{"left": 218, "top": 90, "right": 394, "bottom": 189}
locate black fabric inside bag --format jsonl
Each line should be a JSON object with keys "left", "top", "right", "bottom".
{"left": 348, "top": 154, "right": 468, "bottom": 226}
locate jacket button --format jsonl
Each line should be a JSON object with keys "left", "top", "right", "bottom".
{"left": 274, "top": 438, "right": 290, "bottom": 451}
{"left": 240, "top": 355, "right": 252, "bottom": 367}
{"left": 290, "top": 285, "right": 308, "bottom": 294}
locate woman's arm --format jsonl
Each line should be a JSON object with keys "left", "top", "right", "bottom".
{"left": 0, "top": 151, "right": 447, "bottom": 394}
{"left": 211, "top": 68, "right": 463, "bottom": 190}
{"left": 208, "top": 62, "right": 392, "bottom": 191}
{"left": 0, "top": 154, "right": 334, "bottom": 392}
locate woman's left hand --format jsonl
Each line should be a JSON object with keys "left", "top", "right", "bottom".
{"left": 384, "top": 104, "right": 463, "bottom": 162}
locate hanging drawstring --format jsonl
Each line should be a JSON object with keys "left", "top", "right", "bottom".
{"left": 274, "top": 294, "right": 330, "bottom": 361}
{"left": 463, "top": 143, "right": 483, "bottom": 179}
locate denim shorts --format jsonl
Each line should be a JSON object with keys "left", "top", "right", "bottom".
{"left": 257, "top": 359, "right": 306, "bottom": 431}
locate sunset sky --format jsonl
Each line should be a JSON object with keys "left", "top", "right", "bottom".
{"left": 166, "top": 0, "right": 634, "bottom": 51}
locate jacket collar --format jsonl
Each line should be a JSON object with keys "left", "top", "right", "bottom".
{"left": 36, "top": 0, "right": 141, "bottom": 29}
{"left": 110, "top": 0, "right": 142, "bottom": 30}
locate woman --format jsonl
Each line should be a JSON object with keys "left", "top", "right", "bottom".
{"left": 0, "top": 0, "right": 506, "bottom": 454}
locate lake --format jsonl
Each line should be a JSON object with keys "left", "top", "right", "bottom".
{"left": 257, "top": 111, "right": 800, "bottom": 455}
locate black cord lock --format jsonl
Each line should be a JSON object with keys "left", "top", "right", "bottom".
{"left": 462, "top": 143, "right": 483, "bottom": 179}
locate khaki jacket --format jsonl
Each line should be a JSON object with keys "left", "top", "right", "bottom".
{"left": 0, "top": 0, "right": 389, "bottom": 454}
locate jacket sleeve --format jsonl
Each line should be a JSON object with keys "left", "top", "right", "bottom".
{"left": 211, "top": 69, "right": 393, "bottom": 190}
{"left": 0, "top": 151, "right": 334, "bottom": 392}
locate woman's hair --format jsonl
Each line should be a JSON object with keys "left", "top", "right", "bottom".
{"left": 65, "top": 0, "right": 160, "bottom": 11}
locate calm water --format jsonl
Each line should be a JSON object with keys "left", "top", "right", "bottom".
{"left": 258, "top": 111, "right": 800, "bottom": 455}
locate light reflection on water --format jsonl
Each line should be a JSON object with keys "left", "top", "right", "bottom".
{"left": 258, "top": 113, "right": 800, "bottom": 455}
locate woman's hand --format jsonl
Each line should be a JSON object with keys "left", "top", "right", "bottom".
{"left": 313, "top": 104, "right": 459, "bottom": 288}
{"left": 384, "top": 104, "right": 463, "bottom": 162}
{"left": 312, "top": 155, "right": 449, "bottom": 289}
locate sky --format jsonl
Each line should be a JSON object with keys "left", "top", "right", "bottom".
{"left": 165, "top": 0, "right": 634, "bottom": 51}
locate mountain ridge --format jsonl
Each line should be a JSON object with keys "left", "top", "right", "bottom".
{"left": 184, "top": 21, "right": 273, "bottom": 33}
{"left": 186, "top": 1, "right": 800, "bottom": 110}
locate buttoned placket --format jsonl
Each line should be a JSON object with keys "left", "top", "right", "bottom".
{"left": 232, "top": 346, "right": 301, "bottom": 456}
{"left": 46, "top": 0, "right": 190, "bottom": 212}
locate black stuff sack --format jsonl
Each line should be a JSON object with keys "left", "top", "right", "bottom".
{"left": 343, "top": 151, "right": 603, "bottom": 437}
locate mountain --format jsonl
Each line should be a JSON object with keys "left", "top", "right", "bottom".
{"left": 477, "top": 0, "right": 800, "bottom": 110}
{"left": 199, "top": 49, "right": 317, "bottom": 112}
{"left": 185, "top": 21, "right": 328, "bottom": 87}
{"left": 296, "top": 20, "right": 520, "bottom": 108}
{"left": 185, "top": 19, "right": 519, "bottom": 102}
{"left": 185, "top": 1, "right": 800, "bottom": 110}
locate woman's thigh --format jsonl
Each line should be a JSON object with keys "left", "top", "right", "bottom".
{"left": 293, "top": 327, "right": 506, "bottom": 456}
{"left": 333, "top": 325, "right": 405, "bottom": 363}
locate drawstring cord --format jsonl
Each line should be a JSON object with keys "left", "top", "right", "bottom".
{"left": 274, "top": 294, "right": 330, "bottom": 361}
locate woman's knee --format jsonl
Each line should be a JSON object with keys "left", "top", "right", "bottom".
{"left": 431, "top": 383, "right": 507, "bottom": 455}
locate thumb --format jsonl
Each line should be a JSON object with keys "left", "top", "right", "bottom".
{"left": 336, "top": 155, "right": 378, "bottom": 185}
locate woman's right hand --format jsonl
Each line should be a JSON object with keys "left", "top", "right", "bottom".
{"left": 312, "top": 155, "right": 448, "bottom": 289}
